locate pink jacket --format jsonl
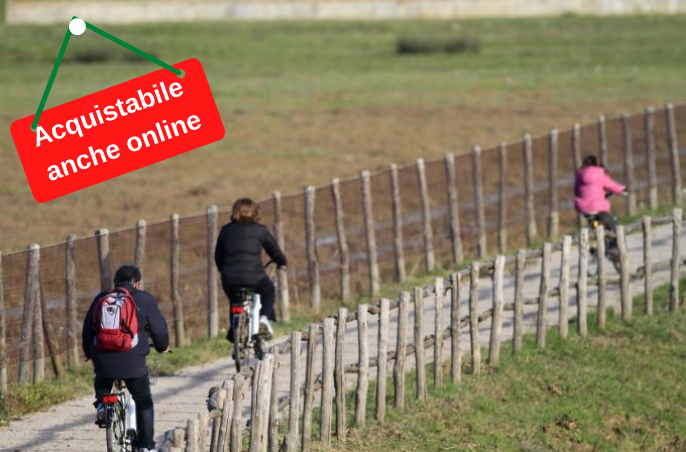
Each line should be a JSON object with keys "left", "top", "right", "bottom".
{"left": 574, "top": 166, "right": 625, "bottom": 214}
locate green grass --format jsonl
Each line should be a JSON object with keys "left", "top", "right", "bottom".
{"left": 314, "top": 283, "right": 686, "bottom": 451}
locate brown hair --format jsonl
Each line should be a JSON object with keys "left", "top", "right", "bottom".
{"left": 231, "top": 198, "right": 261, "bottom": 223}
{"left": 581, "top": 155, "right": 599, "bottom": 168}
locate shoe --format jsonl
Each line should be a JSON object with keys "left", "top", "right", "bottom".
{"left": 258, "top": 316, "right": 273, "bottom": 340}
{"left": 94, "top": 403, "right": 106, "bottom": 427}
{"left": 607, "top": 246, "right": 620, "bottom": 261}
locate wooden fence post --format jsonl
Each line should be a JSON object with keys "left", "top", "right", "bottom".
{"left": 445, "top": 153, "right": 464, "bottom": 263}
{"left": 19, "top": 245, "right": 38, "bottom": 386}
{"left": 230, "top": 376, "right": 244, "bottom": 452}
{"left": 489, "top": 255, "right": 505, "bottom": 367}
{"left": 273, "top": 192, "right": 290, "bottom": 322}
{"left": 302, "top": 324, "right": 318, "bottom": 450}
{"left": 355, "top": 305, "right": 369, "bottom": 426}
{"left": 666, "top": 104, "right": 683, "bottom": 206}
{"left": 376, "top": 298, "right": 390, "bottom": 421}
{"left": 536, "top": 243, "right": 552, "bottom": 349}
{"left": 469, "top": 263, "right": 480, "bottom": 375}
{"left": 66, "top": 234, "right": 79, "bottom": 367}
{"left": 416, "top": 159, "right": 435, "bottom": 272}
{"left": 498, "top": 143, "right": 508, "bottom": 253}
{"left": 40, "top": 274, "right": 65, "bottom": 378}
{"left": 212, "top": 385, "right": 230, "bottom": 452}
{"left": 134, "top": 219, "right": 146, "bottom": 271}
{"left": 32, "top": 248, "right": 44, "bottom": 383}
{"left": 198, "top": 413, "right": 209, "bottom": 452}
{"left": 472, "top": 146, "right": 487, "bottom": 258}
{"left": 572, "top": 123, "right": 584, "bottom": 229}
{"left": 170, "top": 214, "right": 185, "bottom": 347}
{"left": 643, "top": 217, "right": 653, "bottom": 315}
{"left": 548, "top": 130, "right": 559, "bottom": 240}
{"left": 413, "top": 286, "right": 426, "bottom": 400}
{"left": 598, "top": 115, "right": 608, "bottom": 166}
{"left": 361, "top": 172, "right": 380, "bottom": 298}
{"left": 577, "top": 229, "right": 589, "bottom": 337}
{"left": 524, "top": 134, "right": 537, "bottom": 245}
{"left": 670, "top": 208, "right": 682, "bottom": 312}
{"left": 206, "top": 205, "right": 219, "bottom": 337}
{"left": 645, "top": 107, "right": 658, "bottom": 209}
{"left": 572, "top": 122, "right": 582, "bottom": 170}
{"left": 304, "top": 186, "right": 321, "bottom": 311}
{"left": 268, "top": 352, "right": 279, "bottom": 452}
{"left": 186, "top": 418, "right": 198, "bottom": 452}
{"left": 597, "top": 225, "right": 607, "bottom": 329}
{"left": 434, "top": 278, "right": 444, "bottom": 388}
{"left": 0, "top": 251, "right": 5, "bottom": 396}
{"left": 622, "top": 113, "right": 637, "bottom": 215}
{"left": 335, "top": 308, "right": 347, "bottom": 442}
{"left": 394, "top": 292, "right": 409, "bottom": 409}
{"left": 320, "top": 319, "right": 335, "bottom": 444}
{"left": 559, "top": 235, "right": 572, "bottom": 339}
{"left": 514, "top": 249, "right": 525, "bottom": 354}
{"left": 286, "top": 332, "right": 301, "bottom": 452}
{"left": 251, "top": 355, "right": 274, "bottom": 452}
{"left": 390, "top": 164, "right": 407, "bottom": 282}
{"left": 450, "top": 272, "right": 461, "bottom": 382}
{"left": 331, "top": 180, "right": 351, "bottom": 303}
{"left": 617, "top": 226, "right": 632, "bottom": 321}
{"left": 96, "top": 228, "right": 111, "bottom": 292}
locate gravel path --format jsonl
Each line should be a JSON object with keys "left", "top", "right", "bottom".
{"left": 1, "top": 220, "right": 682, "bottom": 452}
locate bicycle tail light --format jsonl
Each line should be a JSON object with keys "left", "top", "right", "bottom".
{"left": 103, "top": 395, "right": 118, "bottom": 404}
{"left": 231, "top": 305, "right": 244, "bottom": 314}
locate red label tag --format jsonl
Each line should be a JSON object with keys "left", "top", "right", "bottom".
{"left": 10, "top": 58, "right": 225, "bottom": 203}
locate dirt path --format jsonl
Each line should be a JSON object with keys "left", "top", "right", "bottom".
{"left": 1, "top": 220, "right": 682, "bottom": 452}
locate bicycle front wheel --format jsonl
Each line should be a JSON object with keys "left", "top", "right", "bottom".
{"left": 105, "top": 402, "right": 127, "bottom": 452}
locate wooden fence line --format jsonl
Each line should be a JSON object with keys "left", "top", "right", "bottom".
{"left": 2, "top": 103, "right": 684, "bottom": 388}
{"left": 160, "top": 211, "right": 686, "bottom": 451}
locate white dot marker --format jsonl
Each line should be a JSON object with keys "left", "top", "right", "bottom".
{"left": 69, "top": 18, "right": 86, "bottom": 36}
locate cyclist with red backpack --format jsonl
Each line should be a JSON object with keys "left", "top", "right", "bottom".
{"left": 82, "top": 264, "right": 169, "bottom": 452}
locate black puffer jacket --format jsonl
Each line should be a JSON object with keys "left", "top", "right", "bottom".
{"left": 214, "top": 222, "right": 287, "bottom": 287}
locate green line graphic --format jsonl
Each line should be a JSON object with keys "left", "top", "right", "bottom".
{"left": 31, "top": 28, "right": 72, "bottom": 131}
{"left": 32, "top": 17, "right": 181, "bottom": 131}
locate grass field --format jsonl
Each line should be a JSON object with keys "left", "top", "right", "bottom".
{"left": 314, "top": 284, "right": 686, "bottom": 451}
{"left": 1, "top": 15, "right": 685, "bottom": 251}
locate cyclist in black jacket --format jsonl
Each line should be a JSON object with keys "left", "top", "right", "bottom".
{"left": 82, "top": 264, "right": 169, "bottom": 452}
{"left": 215, "top": 198, "right": 287, "bottom": 340}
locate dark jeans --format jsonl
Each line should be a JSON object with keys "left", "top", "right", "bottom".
{"left": 94, "top": 374, "right": 155, "bottom": 450}
{"left": 222, "top": 276, "right": 276, "bottom": 321}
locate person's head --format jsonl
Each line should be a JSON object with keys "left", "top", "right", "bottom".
{"left": 231, "top": 198, "right": 261, "bottom": 223}
{"left": 581, "top": 155, "right": 599, "bottom": 168}
{"left": 114, "top": 264, "right": 142, "bottom": 288}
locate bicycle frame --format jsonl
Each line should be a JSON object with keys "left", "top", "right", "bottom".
{"left": 102, "top": 380, "right": 136, "bottom": 451}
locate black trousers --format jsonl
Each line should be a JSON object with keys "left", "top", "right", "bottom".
{"left": 585, "top": 212, "right": 618, "bottom": 250}
{"left": 94, "top": 374, "right": 155, "bottom": 450}
{"left": 222, "top": 276, "right": 276, "bottom": 321}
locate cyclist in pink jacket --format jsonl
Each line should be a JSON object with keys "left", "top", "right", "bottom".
{"left": 574, "top": 155, "right": 627, "bottom": 255}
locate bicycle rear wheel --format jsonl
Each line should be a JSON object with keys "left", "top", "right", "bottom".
{"left": 105, "top": 402, "right": 128, "bottom": 452}
{"left": 239, "top": 313, "right": 251, "bottom": 371}
{"left": 232, "top": 314, "right": 243, "bottom": 372}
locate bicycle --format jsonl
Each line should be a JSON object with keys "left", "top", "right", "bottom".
{"left": 98, "top": 358, "right": 163, "bottom": 452}
{"left": 100, "top": 379, "right": 137, "bottom": 452}
{"left": 585, "top": 192, "right": 622, "bottom": 275}
{"left": 230, "top": 288, "right": 269, "bottom": 372}
{"left": 229, "top": 261, "right": 278, "bottom": 372}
